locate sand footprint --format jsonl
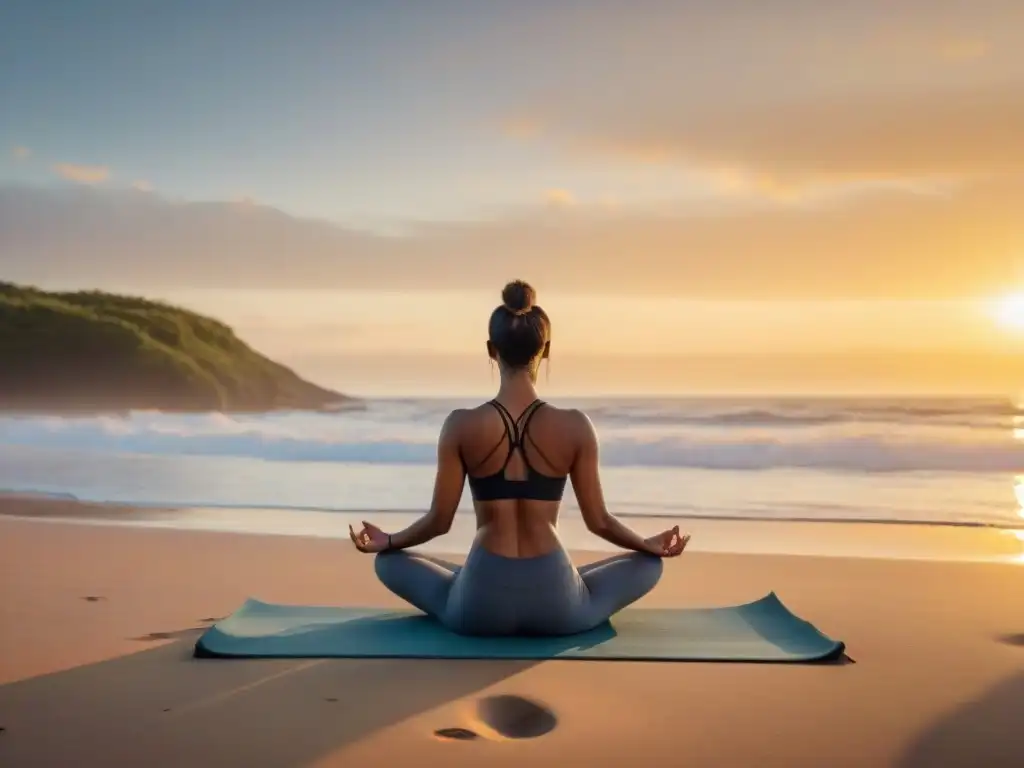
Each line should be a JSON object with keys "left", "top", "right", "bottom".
{"left": 433, "top": 727, "right": 480, "bottom": 741}
{"left": 434, "top": 695, "right": 558, "bottom": 742}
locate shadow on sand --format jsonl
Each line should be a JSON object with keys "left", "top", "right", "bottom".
{"left": 0, "top": 627, "right": 540, "bottom": 767}
{"left": 899, "top": 671, "right": 1024, "bottom": 768}
{"left": 996, "top": 633, "right": 1024, "bottom": 647}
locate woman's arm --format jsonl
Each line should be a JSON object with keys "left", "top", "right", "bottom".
{"left": 568, "top": 410, "right": 659, "bottom": 555}
{"left": 386, "top": 410, "right": 467, "bottom": 551}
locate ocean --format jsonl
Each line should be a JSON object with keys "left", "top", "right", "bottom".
{"left": 2, "top": 396, "right": 1023, "bottom": 560}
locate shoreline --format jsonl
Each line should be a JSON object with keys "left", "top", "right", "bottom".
{"left": 2, "top": 493, "right": 1023, "bottom": 565}
{"left": 2, "top": 490, "right": 1010, "bottom": 529}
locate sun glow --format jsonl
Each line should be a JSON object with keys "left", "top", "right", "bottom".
{"left": 991, "top": 293, "right": 1024, "bottom": 332}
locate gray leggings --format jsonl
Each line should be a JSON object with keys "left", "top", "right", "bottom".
{"left": 374, "top": 544, "right": 663, "bottom": 636}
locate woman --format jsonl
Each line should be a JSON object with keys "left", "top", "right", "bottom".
{"left": 349, "top": 280, "right": 689, "bottom": 636}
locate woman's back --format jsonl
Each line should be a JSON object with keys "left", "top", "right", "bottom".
{"left": 353, "top": 279, "right": 686, "bottom": 636}
{"left": 456, "top": 398, "right": 580, "bottom": 558}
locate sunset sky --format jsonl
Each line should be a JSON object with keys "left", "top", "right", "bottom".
{"left": 2, "top": 1, "right": 1024, "bottom": 396}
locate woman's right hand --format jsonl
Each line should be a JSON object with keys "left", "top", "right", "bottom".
{"left": 349, "top": 520, "right": 391, "bottom": 553}
{"left": 644, "top": 526, "right": 689, "bottom": 557}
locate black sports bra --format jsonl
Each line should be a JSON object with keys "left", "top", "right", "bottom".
{"left": 463, "top": 399, "right": 568, "bottom": 502}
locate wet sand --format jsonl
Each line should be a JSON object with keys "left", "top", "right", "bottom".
{"left": 2, "top": 492, "right": 1021, "bottom": 564}
{"left": 1, "top": 508, "right": 1024, "bottom": 766}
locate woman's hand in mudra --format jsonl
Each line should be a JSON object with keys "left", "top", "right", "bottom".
{"left": 645, "top": 525, "right": 690, "bottom": 557}
{"left": 349, "top": 521, "right": 391, "bottom": 553}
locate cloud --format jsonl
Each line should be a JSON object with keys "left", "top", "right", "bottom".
{"left": 1, "top": 178, "right": 1022, "bottom": 301}
{"left": 531, "top": 84, "right": 1024, "bottom": 196}
{"left": 51, "top": 163, "right": 110, "bottom": 184}
{"left": 501, "top": 116, "right": 544, "bottom": 140}
{"left": 937, "top": 37, "right": 990, "bottom": 61}
{"left": 131, "top": 180, "right": 153, "bottom": 192}
{"left": 11, "top": 146, "right": 31, "bottom": 161}
{"left": 544, "top": 188, "right": 576, "bottom": 207}
{"left": 856, "top": 27, "right": 993, "bottom": 65}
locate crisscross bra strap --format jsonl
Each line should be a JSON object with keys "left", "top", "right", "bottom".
{"left": 487, "top": 399, "right": 519, "bottom": 465}
{"left": 466, "top": 399, "right": 546, "bottom": 476}
{"left": 466, "top": 401, "right": 515, "bottom": 473}
{"left": 489, "top": 398, "right": 544, "bottom": 464}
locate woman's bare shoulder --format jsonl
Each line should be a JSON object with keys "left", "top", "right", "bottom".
{"left": 437, "top": 407, "right": 475, "bottom": 434}
{"left": 446, "top": 403, "right": 493, "bottom": 422}
{"left": 441, "top": 404, "right": 496, "bottom": 433}
{"left": 446, "top": 402, "right": 592, "bottom": 437}
{"left": 539, "top": 403, "right": 595, "bottom": 436}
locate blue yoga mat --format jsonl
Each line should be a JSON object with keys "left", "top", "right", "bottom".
{"left": 194, "top": 592, "right": 845, "bottom": 663}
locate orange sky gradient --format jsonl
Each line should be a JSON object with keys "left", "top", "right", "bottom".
{"left": 3, "top": 2, "right": 1024, "bottom": 396}
{"left": 155, "top": 289, "right": 1024, "bottom": 397}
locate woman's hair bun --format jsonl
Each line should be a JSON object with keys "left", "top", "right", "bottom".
{"left": 501, "top": 280, "right": 536, "bottom": 316}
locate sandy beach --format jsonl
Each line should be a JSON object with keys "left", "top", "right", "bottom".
{"left": 2, "top": 504, "right": 1024, "bottom": 767}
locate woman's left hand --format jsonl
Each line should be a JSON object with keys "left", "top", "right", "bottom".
{"left": 643, "top": 526, "right": 690, "bottom": 557}
{"left": 349, "top": 520, "right": 391, "bottom": 553}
